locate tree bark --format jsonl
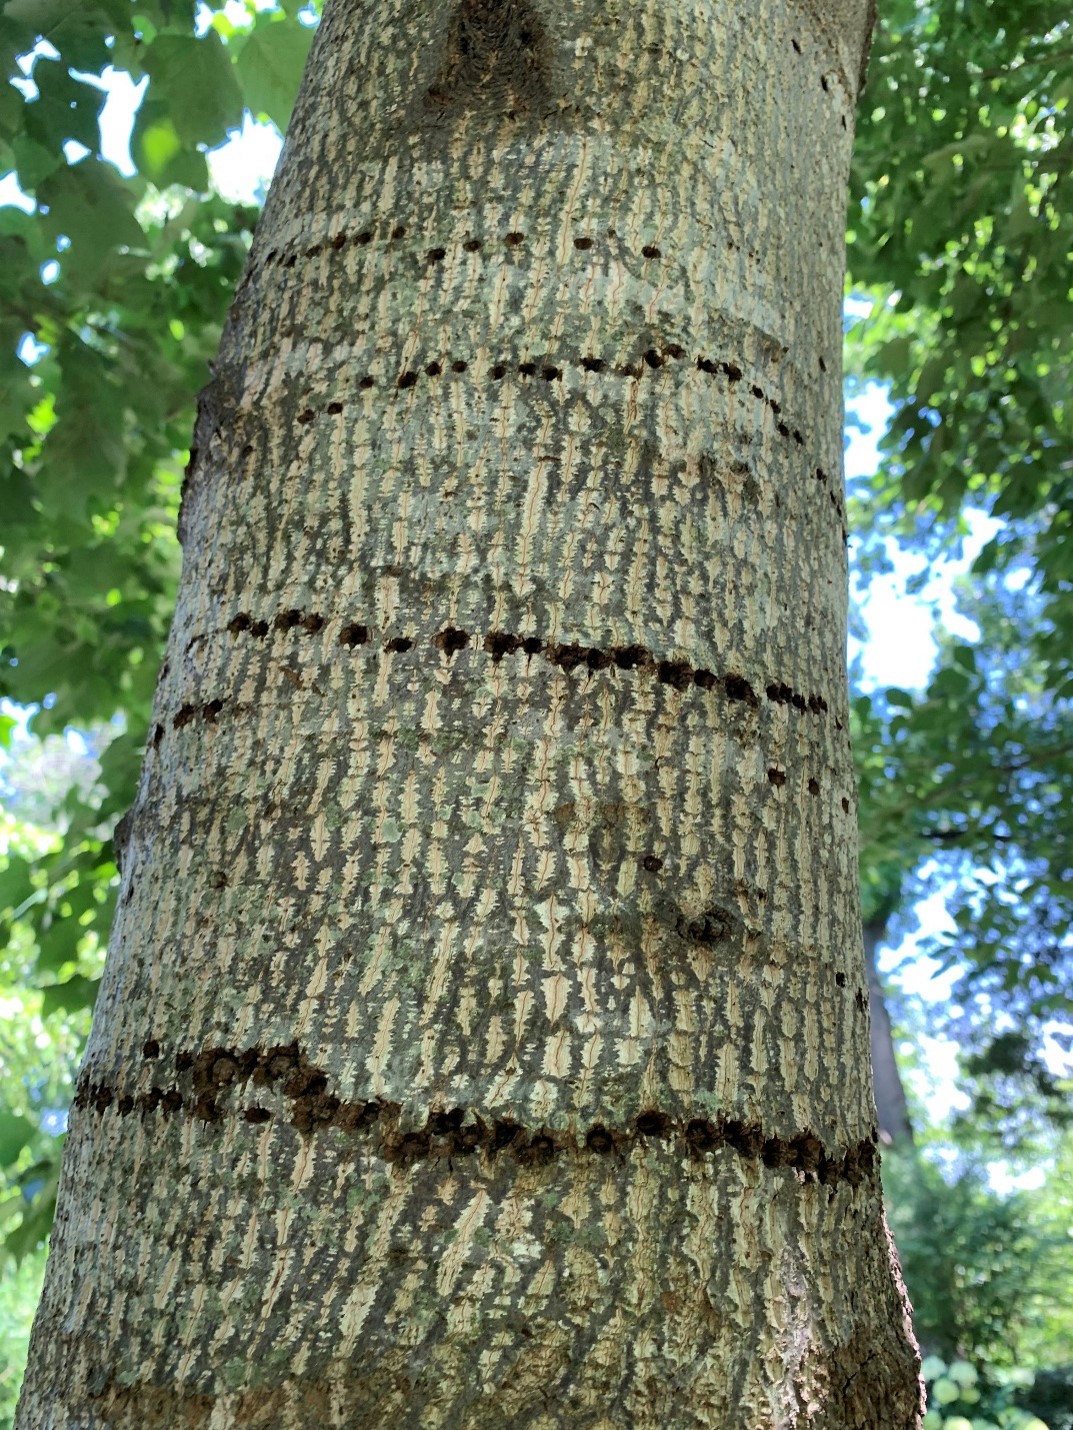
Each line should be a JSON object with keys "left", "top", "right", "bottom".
{"left": 863, "top": 919, "right": 914, "bottom": 1146}
{"left": 19, "top": 0, "right": 920, "bottom": 1425}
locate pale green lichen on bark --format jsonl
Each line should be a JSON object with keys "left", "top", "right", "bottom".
{"left": 18, "top": 0, "right": 922, "bottom": 1426}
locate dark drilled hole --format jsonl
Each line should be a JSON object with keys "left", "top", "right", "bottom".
{"left": 434, "top": 627, "right": 469, "bottom": 657}
{"left": 485, "top": 631, "right": 521, "bottom": 660}
{"left": 341, "top": 623, "right": 369, "bottom": 648}
{"left": 635, "top": 1110, "right": 671, "bottom": 1138}
{"left": 586, "top": 1125, "right": 614, "bottom": 1154}
{"left": 685, "top": 1118, "right": 718, "bottom": 1153}
{"left": 724, "top": 673, "right": 756, "bottom": 703}
{"left": 611, "top": 644, "right": 649, "bottom": 671}
{"left": 492, "top": 1119, "right": 523, "bottom": 1151}
{"left": 657, "top": 659, "right": 692, "bottom": 690}
{"left": 385, "top": 636, "right": 413, "bottom": 653}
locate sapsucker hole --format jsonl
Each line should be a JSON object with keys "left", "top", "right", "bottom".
{"left": 586, "top": 1125, "right": 614, "bottom": 1154}
{"left": 635, "top": 1110, "right": 671, "bottom": 1138}
{"left": 485, "top": 630, "right": 521, "bottom": 660}
{"left": 434, "top": 626, "right": 469, "bottom": 657}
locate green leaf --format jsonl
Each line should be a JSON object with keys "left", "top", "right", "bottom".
{"left": 131, "top": 100, "right": 210, "bottom": 188}
{"left": 37, "top": 158, "right": 144, "bottom": 274}
{"left": 0, "top": 1111, "right": 34, "bottom": 1168}
{"left": 234, "top": 18, "right": 313, "bottom": 132}
{"left": 40, "top": 974, "right": 99, "bottom": 1018}
{"left": 0, "top": 856, "right": 35, "bottom": 914}
{"left": 141, "top": 31, "right": 245, "bottom": 149}
{"left": 35, "top": 917, "right": 82, "bottom": 975}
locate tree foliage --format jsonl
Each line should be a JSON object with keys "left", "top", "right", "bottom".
{"left": 850, "top": 0, "right": 1073, "bottom": 1111}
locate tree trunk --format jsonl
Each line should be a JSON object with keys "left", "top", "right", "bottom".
{"left": 864, "top": 919, "right": 914, "bottom": 1146}
{"left": 19, "top": 1, "right": 920, "bottom": 1425}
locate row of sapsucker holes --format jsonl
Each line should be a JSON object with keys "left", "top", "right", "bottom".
{"left": 230, "top": 611, "right": 831, "bottom": 713}
{"left": 279, "top": 346, "right": 844, "bottom": 528}
{"left": 262, "top": 226, "right": 670, "bottom": 271}
{"left": 73, "top": 1039, "right": 878, "bottom": 1187}
{"left": 153, "top": 616, "right": 855, "bottom": 815}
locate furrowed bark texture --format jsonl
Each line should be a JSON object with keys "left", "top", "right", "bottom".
{"left": 20, "top": 0, "right": 921, "bottom": 1425}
